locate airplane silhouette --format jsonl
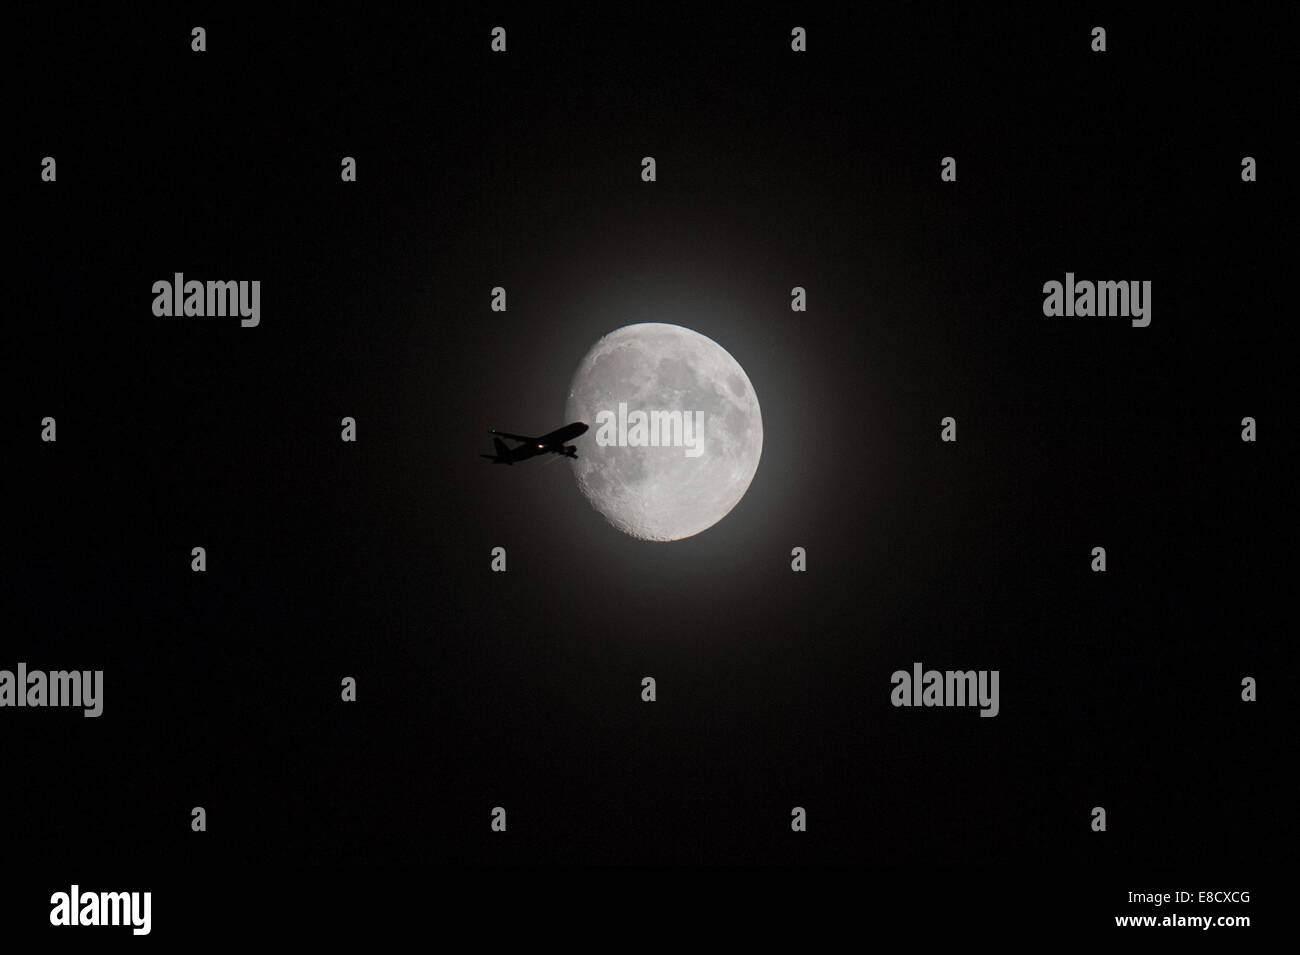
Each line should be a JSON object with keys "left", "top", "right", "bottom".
{"left": 482, "top": 422, "right": 589, "bottom": 464}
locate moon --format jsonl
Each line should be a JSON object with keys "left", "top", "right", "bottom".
{"left": 565, "top": 323, "right": 763, "bottom": 541}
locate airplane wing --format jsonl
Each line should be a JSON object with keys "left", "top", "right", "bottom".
{"left": 489, "top": 430, "right": 534, "bottom": 443}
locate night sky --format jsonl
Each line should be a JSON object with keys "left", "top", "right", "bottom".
{"left": 7, "top": 9, "right": 1289, "bottom": 866}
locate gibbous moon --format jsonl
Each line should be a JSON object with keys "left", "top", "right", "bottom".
{"left": 565, "top": 323, "right": 763, "bottom": 541}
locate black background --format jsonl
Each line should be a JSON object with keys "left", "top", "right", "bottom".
{"left": 6, "top": 8, "right": 1290, "bottom": 867}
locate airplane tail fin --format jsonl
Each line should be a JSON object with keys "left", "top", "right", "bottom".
{"left": 482, "top": 436, "right": 513, "bottom": 464}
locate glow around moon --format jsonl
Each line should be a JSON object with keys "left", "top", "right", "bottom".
{"left": 565, "top": 323, "right": 763, "bottom": 541}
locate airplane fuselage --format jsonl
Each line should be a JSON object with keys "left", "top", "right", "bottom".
{"left": 482, "top": 422, "right": 589, "bottom": 464}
